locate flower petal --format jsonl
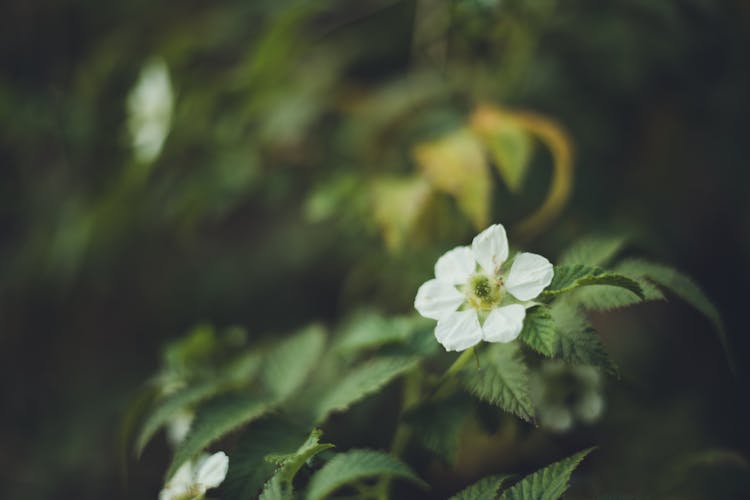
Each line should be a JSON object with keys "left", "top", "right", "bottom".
{"left": 434, "top": 310, "right": 483, "bottom": 352}
{"left": 159, "top": 484, "right": 187, "bottom": 500}
{"left": 167, "top": 460, "right": 193, "bottom": 489}
{"left": 195, "top": 451, "right": 229, "bottom": 489}
{"left": 434, "top": 246, "right": 475, "bottom": 285}
{"left": 482, "top": 304, "right": 526, "bottom": 343}
{"left": 414, "top": 279, "right": 465, "bottom": 320}
{"left": 472, "top": 224, "right": 509, "bottom": 275}
{"left": 505, "top": 252, "right": 554, "bottom": 301}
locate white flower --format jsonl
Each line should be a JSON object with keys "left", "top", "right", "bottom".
{"left": 166, "top": 410, "right": 194, "bottom": 448}
{"left": 127, "top": 58, "right": 174, "bottom": 164}
{"left": 414, "top": 224, "right": 553, "bottom": 351}
{"left": 159, "top": 451, "right": 228, "bottom": 500}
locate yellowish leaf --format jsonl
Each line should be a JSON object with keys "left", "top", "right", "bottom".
{"left": 371, "top": 176, "right": 432, "bottom": 251}
{"left": 413, "top": 129, "right": 490, "bottom": 229}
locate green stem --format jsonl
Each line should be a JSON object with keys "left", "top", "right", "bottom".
{"left": 443, "top": 346, "right": 476, "bottom": 379}
{"left": 373, "top": 368, "right": 421, "bottom": 500}
{"left": 373, "top": 347, "right": 477, "bottom": 499}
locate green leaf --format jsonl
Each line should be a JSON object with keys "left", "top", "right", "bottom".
{"left": 262, "top": 325, "right": 326, "bottom": 401}
{"left": 499, "top": 448, "right": 595, "bottom": 500}
{"left": 559, "top": 235, "right": 627, "bottom": 267}
{"left": 335, "top": 310, "right": 408, "bottom": 355}
{"left": 542, "top": 265, "right": 644, "bottom": 300}
{"left": 573, "top": 281, "right": 664, "bottom": 311}
{"left": 550, "top": 302, "right": 618, "bottom": 375}
{"left": 450, "top": 474, "right": 515, "bottom": 500}
{"left": 519, "top": 306, "right": 557, "bottom": 357}
{"left": 413, "top": 128, "right": 491, "bottom": 229}
{"left": 617, "top": 259, "right": 734, "bottom": 373}
{"left": 224, "top": 418, "right": 311, "bottom": 500}
{"left": 135, "top": 378, "right": 227, "bottom": 457}
{"left": 167, "top": 393, "right": 270, "bottom": 479}
{"left": 136, "top": 350, "right": 263, "bottom": 456}
{"left": 314, "top": 356, "right": 419, "bottom": 423}
{"left": 306, "top": 450, "right": 426, "bottom": 500}
{"left": 461, "top": 343, "right": 535, "bottom": 422}
{"left": 265, "top": 429, "right": 335, "bottom": 485}
{"left": 405, "top": 396, "right": 471, "bottom": 464}
{"left": 482, "top": 122, "right": 534, "bottom": 193}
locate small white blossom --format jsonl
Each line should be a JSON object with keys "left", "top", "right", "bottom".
{"left": 127, "top": 58, "right": 174, "bottom": 164}
{"left": 414, "top": 224, "right": 554, "bottom": 351}
{"left": 159, "top": 451, "right": 228, "bottom": 500}
{"left": 166, "top": 410, "right": 194, "bottom": 448}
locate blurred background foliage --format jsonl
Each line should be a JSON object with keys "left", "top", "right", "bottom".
{"left": 2, "top": 0, "right": 750, "bottom": 498}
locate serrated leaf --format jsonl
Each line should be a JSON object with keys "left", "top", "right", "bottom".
{"left": 136, "top": 378, "right": 228, "bottom": 456}
{"left": 413, "top": 128, "right": 491, "bottom": 229}
{"left": 550, "top": 302, "right": 618, "bottom": 376}
{"left": 450, "top": 474, "right": 515, "bottom": 500}
{"left": 262, "top": 325, "right": 326, "bottom": 401}
{"left": 617, "top": 259, "right": 734, "bottom": 373}
{"left": 461, "top": 343, "right": 535, "bottom": 422}
{"left": 167, "top": 393, "right": 270, "bottom": 479}
{"left": 314, "top": 356, "right": 419, "bottom": 423}
{"left": 559, "top": 235, "right": 627, "bottom": 267}
{"left": 499, "top": 448, "right": 595, "bottom": 500}
{"left": 543, "top": 265, "right": 644, "bottom": 300}
{"left": 306, "top": 450, "right": 426, "bottom": 500}
{"left": 224, "top": 418, "right": 311, "bottom": 500}
{"left": 519, "top": 306, "right": 557, "bottom": 357}
{"left": 405, "top": 396, "right": 471, "bottom": 464}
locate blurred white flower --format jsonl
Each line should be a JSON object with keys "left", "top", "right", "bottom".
{"left": 159, "top": 451, "right": 228, "bottom": 500}
{"left": 127, "top": 58, "right": 173, "bottom": 164}
{"left": 414, "top": 224, "right": 554, "bottom": 351}
{"left": 166, "top": 410, "right": 194, "bottom": 448}
{"left": 529, "top": 360, "right": 605, "bottom": 433}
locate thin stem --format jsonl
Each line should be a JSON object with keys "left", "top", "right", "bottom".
{"left": 373, "top": 368, "right": 421, "bottom": 500}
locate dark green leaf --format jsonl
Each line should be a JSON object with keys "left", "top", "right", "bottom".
{"left": 306, "top": 450, "right": 426, "bottom": 500}
{"left": 499, "top": 448, "right": 595, "bottom": 500}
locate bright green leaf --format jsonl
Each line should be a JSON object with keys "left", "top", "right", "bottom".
{"left": 519, "top": 306, "right": 557, "bottom": 357}
{"left": 306, "top": 450, "right": 426, "bottom": 500}
{"left": 461, "top": 343, "right": 535, "bottom": 422}
{"left": 450, "top": 474, "right": 515, "bottom": 500}
{"left": 499, "top": 447, "right": 595, "bottom": 500}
